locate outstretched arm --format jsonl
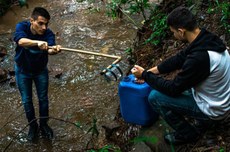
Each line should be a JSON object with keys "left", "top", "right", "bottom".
{"left": 18, "top": 38, "right": 48, "bottom": 50}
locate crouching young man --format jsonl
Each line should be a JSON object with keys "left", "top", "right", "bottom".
{"left": 131, "top": 6, "right": 230, "bottom": 145}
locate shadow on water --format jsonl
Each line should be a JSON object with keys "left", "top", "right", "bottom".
{"left": 0, "top": 0, "right": 139, "bottom": 151}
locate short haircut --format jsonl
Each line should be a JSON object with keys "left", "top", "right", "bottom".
{"left": 31, "top": 7, "right": 50, "bottom": 20}
{"left": 167, "top": 6, "right": 197, "bottom": 31}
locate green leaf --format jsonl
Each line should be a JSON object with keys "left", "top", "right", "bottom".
{"left": 125, "top": 48, "right": 132, "bottom": 54}
{"left": 130, "top": 136, "right": 158, "bottom": 144}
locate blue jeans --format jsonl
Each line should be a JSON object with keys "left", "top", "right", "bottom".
{"left": 15, "top": 65, "right": 49, "bottom": 126}
{"left": 148, "top": 89, "right": 214, "bottom": 138}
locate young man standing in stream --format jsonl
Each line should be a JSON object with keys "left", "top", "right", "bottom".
{"left": 131, "top": 6, "right": 230, "bottom": 145}
{"left": 14, "top": 7, "right": 61, "bottom": 141}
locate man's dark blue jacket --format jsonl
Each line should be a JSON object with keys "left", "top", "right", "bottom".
{"left": 14, "top": 21, "right": 55, "bottom": 73}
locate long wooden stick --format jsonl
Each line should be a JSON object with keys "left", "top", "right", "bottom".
{"left": 51, "top": 47, "right": 120, "bottom": 59}
{"left": 49, "top": 47, "right": 122, "bottom": 74}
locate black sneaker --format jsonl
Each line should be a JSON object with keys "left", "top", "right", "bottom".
{"left": 40, "top": 124, "right": 54, "bottom": 139}
{"left": 164, "top": 132, "right": 198, "bottom": 145}
{"left": 27, "top": 123, "right": 39, "bottom": 142}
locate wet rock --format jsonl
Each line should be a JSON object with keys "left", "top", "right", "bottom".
{"left": 131, "top": 119, "right": 173, "bottom": 152}
{"left": 102, "top": 122, "right": 121, "bottom": 139}
{"left": 103, "top": 120, "right": 140, "bottom": 152}
{"left": 48, "top": 66, "right": 63, "bottom": 78}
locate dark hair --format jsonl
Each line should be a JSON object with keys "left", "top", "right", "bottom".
{"left": 167, "top": 6, "right": 197, "bottom": 31}
{"left": 31, "top": 7, "right": 50, "bottom": 20}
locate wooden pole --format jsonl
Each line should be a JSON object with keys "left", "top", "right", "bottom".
{"left": 49, "top": 46, "right": 122, "bottom": 74}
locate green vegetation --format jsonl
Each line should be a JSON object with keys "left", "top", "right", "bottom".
{"left": 145, "top": 9, "right": 168, "bottom": 45}
{"left": 207, "top": 0, "right": 230, "bottom": 34}
{"left": 219, "top": 148, "right": 225, "bottom": 152}
{"left": 106, "top": 0, "right": 152, "bottom": 21}
{"left": 105, "top": 0, "right": 229, "bottom": 47}
{"left": 0, "top": 0, "right": 28, "bottom": 16}
{"left": 87, "top": 117, "right": 99, "bottom": 138}
{"left": 106, "top": 1, "right": 168, "bottom": 46}
{"left": 130, "top": 136, "right": 158, "bottom": 144}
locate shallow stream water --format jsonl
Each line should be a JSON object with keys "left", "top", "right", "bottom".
{"left": 0, "top": 0, "right": 141, "bottom": 151}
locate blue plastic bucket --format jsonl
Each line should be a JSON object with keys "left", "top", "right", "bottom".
{"left": 118, "top": 74, "right": 158, "bottom": 126}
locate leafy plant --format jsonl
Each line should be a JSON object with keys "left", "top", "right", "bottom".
{"left": 106, "top": 0, "right": 152, "bottom": 21}
{"left": 186, "top": 0, "right": 194, "bottom": 6}
{"left": 145, "top": 9, "right": 168, "bottom": 46}
{"left": 87, "top": 117, "right": 99, "bottom": 137}
{"left": 219, "top": 148, "right": 225, "bottom": 152}
{"left": 85, "top": 117, "right": 99, "bottom": 150}
{"left": 125, "top": 47, "right": 132, "bottom": 55}
{"left": 207, "top": 0, "right": 230, "bottom": 33}
{"left": 130, "top": 136, "right": 158, "bottom": 144}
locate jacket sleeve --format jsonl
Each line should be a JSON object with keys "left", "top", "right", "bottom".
{"left": 14, "top": 22, "right": 28, "bottom": 44}
{"left": 142, "top": 51, "right": 210, "bottom": 96}
{"left": 157, "top": 49, "right": 186, "bottom": 74}
{"left": 45, "top": 29, "right": 56, "bottom": 46}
